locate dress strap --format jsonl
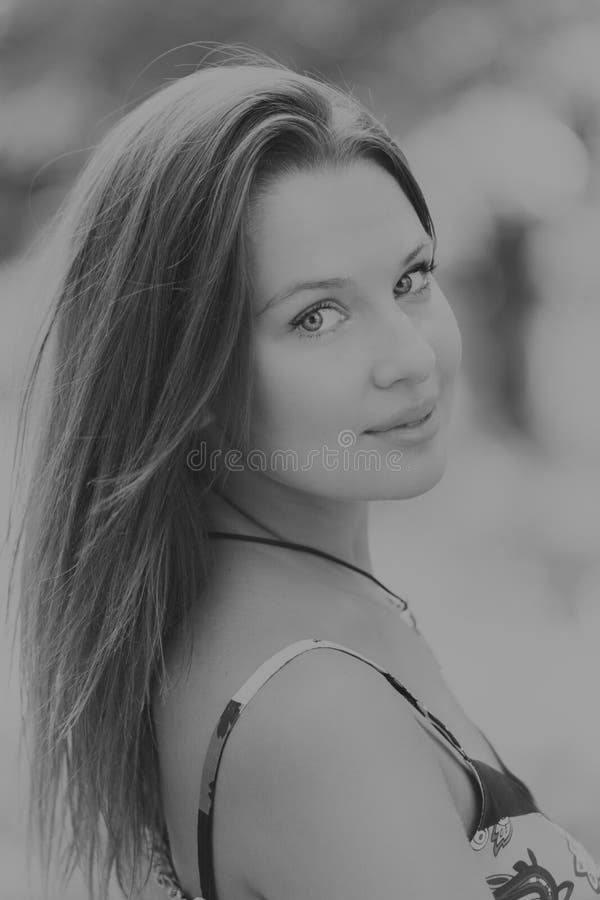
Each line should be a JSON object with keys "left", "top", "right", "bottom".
{"left": 196, "top": 637, "right": 484, "bottom": 900}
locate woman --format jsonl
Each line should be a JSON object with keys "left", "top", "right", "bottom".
{"left": 12, "top": 48, "right": 600, "bottom": 900}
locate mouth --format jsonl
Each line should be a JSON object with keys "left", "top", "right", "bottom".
{"left": 384, "top": 408, "right": 433, "bottom": 430}
{"left": 365, "top": 402, "right": 436, "bottom": 434}
{"left": 364, "top": 404, "right": 440, "bottom": 445}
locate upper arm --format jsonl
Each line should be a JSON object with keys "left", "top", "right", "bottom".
{"left": 212, "top": 648, "right": 493, "bottom": 900}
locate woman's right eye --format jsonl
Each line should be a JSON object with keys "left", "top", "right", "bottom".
{"left": 290, "top": 300, "right": 347, "bottom": 340}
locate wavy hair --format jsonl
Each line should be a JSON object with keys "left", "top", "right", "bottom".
{"left": 8, "top": 45, "right": 435, "bottom": 900}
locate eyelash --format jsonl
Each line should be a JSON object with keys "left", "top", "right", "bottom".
{"left": 290, "top": 259, "right": 438, "bottom": 341}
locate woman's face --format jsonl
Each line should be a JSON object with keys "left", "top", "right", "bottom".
{"left": 245, "top": 159, "right": 462, "bottom": 501}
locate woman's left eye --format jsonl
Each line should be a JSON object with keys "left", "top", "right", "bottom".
{"left": 394, "top": 261, "right": 438, "bottom": 297}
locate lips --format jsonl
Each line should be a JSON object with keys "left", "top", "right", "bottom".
{"left": 365, "top": 400, "right": 437, "bottom": 433}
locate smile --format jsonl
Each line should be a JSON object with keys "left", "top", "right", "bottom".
{"left": 364, "top": 406, "right": 439, "bottom": 444}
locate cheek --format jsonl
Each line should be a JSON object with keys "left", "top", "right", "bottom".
{"left": 249, "top": 340, "right": 331, "bottom": 444}
{"left": 250, "top": 335, "right": 365, "bottom": 451}
{"left": 430, "top": 297, "right": 462, "bottom": 380}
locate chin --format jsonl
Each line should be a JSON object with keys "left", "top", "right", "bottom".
{"left": 263, "top": 433, "right": 449, "bottom": 501}
{"left": 365, "top": 446, "right": 448, "bottom": 501}
{"left": 393, "top": 466, "right": 446, "bottom": 499}
{"left": 291, "top": 455, "right": 448, "bottom": 502}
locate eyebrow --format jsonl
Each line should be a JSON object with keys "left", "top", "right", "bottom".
{"left": 259, "top": 237, "right": 435, "bottom": 316}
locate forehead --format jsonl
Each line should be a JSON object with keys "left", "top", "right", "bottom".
{"left": 248, "top": 161, "right": 428, "bottom": 301}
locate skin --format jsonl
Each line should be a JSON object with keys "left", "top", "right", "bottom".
{"left": 204, "top": 159, "right": 462, "bottom": 572}
{"left": 155, "top": 162, "right": 495, "bottom": 898}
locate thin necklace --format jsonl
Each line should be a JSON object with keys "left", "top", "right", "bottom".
{"left": 207, "top": 530, "right": 419, "bottom": 631}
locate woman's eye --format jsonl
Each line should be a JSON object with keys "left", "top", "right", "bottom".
{"left": 395, "top": 262, "right": 437, "bottom": 297}
{"left": 290, "top": 261, "right": 437, "bottom": 340}
{"left": 290, "top": 301, "right": 346, "bottom": 340}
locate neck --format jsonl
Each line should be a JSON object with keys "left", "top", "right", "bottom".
{"left": 202, "top": 466, "right": 374, "bottom": 575}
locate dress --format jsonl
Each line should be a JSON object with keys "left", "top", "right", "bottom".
{"left": 152, "top": 638, "right": 600, "bottom": 900}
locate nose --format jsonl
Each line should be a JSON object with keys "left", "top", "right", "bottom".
{"left": 370, "top": 307, "right": 436, "bottom": 388}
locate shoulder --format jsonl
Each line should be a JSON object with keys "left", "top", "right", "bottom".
{"left": 214, "top": 642, "right": 430, "bottom": 805}
{"left": 151, "top": 558, "right": 323, "bottom": 898}
{"left": 150, "top": 558, "right": 272, "bottom": 898}
{"left": 211, "top": 644, "right": 492, "bottom": 900}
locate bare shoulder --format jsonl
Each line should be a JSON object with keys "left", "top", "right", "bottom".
{"left": 151, "top": 549, "right": 317, "bottom": 898}
{"left": 212, "top": 645, "right": 493, "bottom": 900}
{"left": 153, "top": 543, "right": 491, "bottom": 899}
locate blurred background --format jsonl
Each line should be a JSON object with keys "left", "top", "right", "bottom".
{"left": 1, "top": 0, "right": 599, "bottom": 897}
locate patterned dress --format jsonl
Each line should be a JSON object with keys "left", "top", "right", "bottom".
{"left": 152, "top": 638, "right": 600, "bottom": 900}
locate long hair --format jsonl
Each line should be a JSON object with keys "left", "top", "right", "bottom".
{"left": 8, "top": 45, "right": 435, "bottom": 900}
